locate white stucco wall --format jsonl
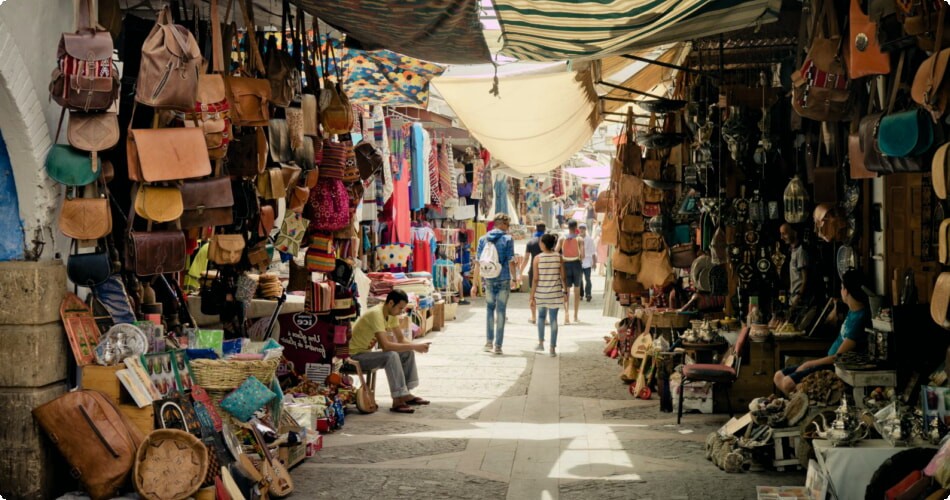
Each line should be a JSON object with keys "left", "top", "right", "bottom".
{"left": 0, "top": 0, "right": 75, "bottom": 260}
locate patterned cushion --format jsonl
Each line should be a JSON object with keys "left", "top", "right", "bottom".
{"left": 219, "top": 376, "right": 277, "bottom": 422}
{"left": 683, "top": 363, "right": 736, "bottom": 383}
{"left": 376, "top": 243, "right": 412, "bottom": 272}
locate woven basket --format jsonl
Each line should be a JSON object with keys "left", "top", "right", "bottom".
{"left": 190, "top": 358, "right": 280, "bottom": 391}
{"left": 134, "top": 429, "right": 208, "bottom": 500}
{"left": 652, "top": 311, "right": 691, "bottom": 329}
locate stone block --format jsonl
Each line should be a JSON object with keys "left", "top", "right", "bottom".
{"left": 0, "top": 260, "right": 65, "bottom": 325}
{"left": 0, "top": 384, "right": 68, "bottom": 500}
{"left": 0, "top": 323, "right": 68, "bottom": 387}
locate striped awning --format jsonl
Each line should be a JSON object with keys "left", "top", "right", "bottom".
{"left": 493, "top": 0, "right": 782, "bottom": 62}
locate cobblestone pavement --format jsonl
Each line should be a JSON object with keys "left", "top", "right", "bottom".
{"left": 291, "top": 275, "right": 804, "bottom": 498}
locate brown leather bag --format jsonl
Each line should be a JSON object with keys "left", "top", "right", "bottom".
{"left": 226, "top": 126, "right": 267, "bottom": 177}
{"left": 257, "top": 168, "right": 286, "bottom": 200}
{"left": 187, "top": 0, "right": 231, "bottom": 160}
{"left": 621, "top": 213, "right": 644, "bottom": 233}
{"left": 848, "top": 0, "right": 890, "bottom": 79}
{"left": 49, "top": 0, "right": 119, "bottom": 112}
{"left": 302, "top": 94, "right": 320, "bottom": 137}
{"left": 128, "top": 230, "right": 186, "bottom": 276}
{"left": 226, "top": 1, "right": 270, "bottom": 126}
{"left": 280, "top": 163, "right": 302, "bottom": 198}
{"left": 612, "top": 249, "right": 641, "bottom": 274}
{"left": 792, "top": 0, "right": 853, "bottom": 122}
{"left": 259, "top": 205, "right": 276, "bottom": 238}
{"left": 849, "top": 89, "right": 878, "bottom": 179}
{"left": 618, "top": 231, "right": 642, "bottom": 255}
{"left": 134, "top": 184, "right": 183, "bottom": 223}
{"left": 135, "top": 6, "right": 201, "bottom": 110}
{"left": 127, "top": 127, "right": 211, "bottom": 182}
{"left": 265, "top": 35, "right": 301, "bottom": 108}
{"left": 911, "top": 5, "right": 949, "bottom": 121}
{"left": 288, "top": 186, "right": 310, "bottom": 213}
{"left": 617, "top": 175, "right": 644, "bottom": 214}
{"left": 180, "top": 177, "right": 234, "bottom": 229}
{"left": 32, "top": 390, "right": 145, "bottom": 500}
{"left": 68, "top": 111, "right": 119, "bottom": 155}
{"left": 613, "top": 270, "right": 645, "bottom": 294}
{"left": 601, "top": 208, "right": 619, "bottom": 246}
{"left": 208, "top": 234, "right": 245, "bottom": 265}
{"left": 60, "top": 191, "right": 112, "bottom": 240}
{"left": 594, "top": 190, "right": 613, "bottom": 214}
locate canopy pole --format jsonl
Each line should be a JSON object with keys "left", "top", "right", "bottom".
{"left": 596, "top": 81, "right": 668, "bottom": 101}
{"left": 620, "top": 53, "right": 709, "bottom": 75}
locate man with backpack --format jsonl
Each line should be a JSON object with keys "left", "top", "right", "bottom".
{"left": 477, "top": 213, "right": 517, "bottom": 355}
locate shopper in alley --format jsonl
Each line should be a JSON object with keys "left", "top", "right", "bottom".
{"left": 477, "top": 213, "right": 517, "bottom": 355}
{"left": 557, "top": 219, "right": 585, "bottom": 324}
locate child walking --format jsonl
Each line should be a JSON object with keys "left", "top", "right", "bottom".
{"left": 530, "top": 233, "right": 567, "bottom": 357}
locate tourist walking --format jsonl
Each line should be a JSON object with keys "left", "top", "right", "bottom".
{"left": 520, "top": 223, "right": 545, "bottom": 323}
{"left": 579, "top": 223, "right": 596, "bottom": 302}
{"left": 556, "top": 219, "right": 584, "bottom": 323}
{"left": 476, "top": 213, "right": 516, "bottom": 355}
{"left": 530, "top": 233, "right": 566, "bottom": 357}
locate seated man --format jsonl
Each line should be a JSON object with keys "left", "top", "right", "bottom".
{"left": 349, "top": 290, "right": 430, "bottom": 413}
{"left": 773, "top": 270, "right": 870, "bottom": 396}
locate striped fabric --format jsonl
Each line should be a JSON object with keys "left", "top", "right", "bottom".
{"left": 533, "top": 253, "right": 565, "bottom": 307}
{"left": 430, "top": 135, "right": 442, "bottom": 206}
{"left": 493, "top": 0, "right": 782, "bottom": 61}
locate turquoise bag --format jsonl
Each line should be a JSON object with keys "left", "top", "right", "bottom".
{"left": 45, "top": 144, "right": 100, "bottom": 186}
{"left": 878, "top": 109, "right": 933, "bottom": 158}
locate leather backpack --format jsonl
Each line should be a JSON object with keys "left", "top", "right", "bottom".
{"left": 792, "top": 0, "right": 854, "bottom": 122}
{"left": 33, "top": 390, "right": 145, "bottom": 500}
{"left": 50, "top": 0, "right": 119, "bottom": 112}
{"left": 136, "top": 6, "right": 201, "bottom": 110}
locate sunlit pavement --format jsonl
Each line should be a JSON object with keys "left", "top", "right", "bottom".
{"left": 292, "top": 273, "right": 804, "bottom": 499}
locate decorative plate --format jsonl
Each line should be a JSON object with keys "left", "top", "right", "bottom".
{"left": 744, "top": 230, "right": 760, "bottom": 246}
{"left": 95, "top": 323, "right": 148, "bottom": 366}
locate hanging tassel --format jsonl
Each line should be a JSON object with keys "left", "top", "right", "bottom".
{"left": 489, "top": 62, "right": 500, "bottom": 97}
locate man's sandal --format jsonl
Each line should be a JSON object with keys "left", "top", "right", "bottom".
{"left": 406, "top": 397, "right": 430, "bottom": 405}
{"left": 390, "top": 404, "right": 415, "bottom": 414}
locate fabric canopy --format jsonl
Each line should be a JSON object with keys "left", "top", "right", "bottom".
{"left": 342, "top": 49, "right": 445, "bottom": 107}
{"left": 434, "top": 69, "right": 600, "bottom": 175}
{"left": 492, "top": 0, "right": 781, "bottom": 61}
{"left": 599, "top": 45, "right": 688, "bottom": 113}
{"left": 300, "top": 0, "right": 491, "bottom": 64}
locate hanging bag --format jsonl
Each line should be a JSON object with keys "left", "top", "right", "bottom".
{"left": 875, "top": 53, "right": 929, "bottom": 172}
{"left": 59, "top": 183, "right": 111, "bottom": 240}
{"left": 792, "top": 0, "right": 854, "bottom": 122}
{"left": 317, "top": 28, "right": 354, "bottom": 135}
{"left": 208, "top": 233, "right": 245, "bottom": 265}
{"left": 187, "top": 0, "right": 232, "bottom": 160}
{"left": 848, "top": 0, "right": 890, "bottom": 78}
{"left": 67, "top": 239, "right": 112, "bottom": 288}
{"left": 136, "top": 5, "right": 201, "bottom": 110}
{"left": 126, "top": 188, "right": 186, "bottom": 277}
{"left": 50, "top": 0, "right": 120, "bottom": 112}
{"left": 180, "top": 175, "right": 234, "bottom": 229}
{"left": 265, "top": 0, "right": 302, "bottom": 108}
{"left": 912, "top": 4, "right": 950, "bottom": 121}
{"left": 224, "top": 1, "right": 270, "bottom": 126}
{"left": 134, "top": 184, "right": 183, "bottom": 223}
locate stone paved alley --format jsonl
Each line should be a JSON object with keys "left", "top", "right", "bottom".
{"left": 292, "top": 275, "right": 804, "bottom": 499}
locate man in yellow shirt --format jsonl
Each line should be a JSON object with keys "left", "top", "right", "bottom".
{"left": 350, "top": 290, "right": 430, "bottom": 413}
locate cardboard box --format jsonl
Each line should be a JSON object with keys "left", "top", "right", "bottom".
{"left": 81, "top": 365, "right": 154, "bottom": 435}
{"left": 278, "top": 441, "right": 307, "bottom": 469}
{"left": 444, "top": 302, "right": 458, "bottom": 321}
{"left": 306, "top": 434, "right": 323, "bottom": 456}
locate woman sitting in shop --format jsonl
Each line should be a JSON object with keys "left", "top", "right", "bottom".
{"left": 773, "top": 270, "right": 870, "bottom": 396}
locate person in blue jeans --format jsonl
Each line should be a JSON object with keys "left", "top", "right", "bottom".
{"left": 530, "top": 233, "right": 566, "bottom": 357}
{"left": 477, "top": 213, "right": 517, "bottom": 355}
{"left": 773, "top": 270, "right": 870, "bottom": 396}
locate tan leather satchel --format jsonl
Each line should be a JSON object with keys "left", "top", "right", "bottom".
{"left": 594, "top": 189, "right": 612, "bottom": 214}
{"left": 134, "top": 184, "right": 183, "bottom": 223}
{"left": 612, "top": 249, "right": 641, "bottom": 275}
{"left": 621, "top": 213, "right": 644, "bottom": 233}
{"left": 302, "top": 93, "right": 320, "bottom": 137}
{"left": 136, "top": 6, "right": 201, "bottom": 110}
{"left": 911, "top": 5, "right": 950, "bottom": 121}
{"left": 280, "top": 163, "right": 302, "bottom": 198}
{"left": 68, "top": 111, "right": 119, "bottom": 154}
{"left": 186, "top": 0, "right": 231, "bottom": 160}
{"left": 617, "top": 174, "right": 644, "bottom": 214}
{"left": 349, "top": 359, "right": 378, "bottom": 414}
{"left": 208, "top": 233, "right": 245, "bottom": 265}
{"left": 638, "top": 245, "right": 674, "bottom": 289}
{"left": 33, "top": 390, "right": 144, "bottom": 500}
{"left": 60, "top": 195, "right": 111, "bottom": 240}
{"left": 257, "top": 168, "right": 286, "bottom": 200}
{"left": 225, "top": 1, "right": 270, "bottom": 126}
{"left": 127, "top": 127, "right": 211, "bottom": 182}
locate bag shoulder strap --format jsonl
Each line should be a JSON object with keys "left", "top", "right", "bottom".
{"left": 210, "top": 0, "right": 224, "bottom": 73}
{"left": 238, "top": 0, "right": 265, "bottom": 74}
{"left": 886, "top": 51, "right": 906, "bottom": 115}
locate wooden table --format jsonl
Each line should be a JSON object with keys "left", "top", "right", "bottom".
{"left": 834, "top": 365, "right": 897, "bottom": 409}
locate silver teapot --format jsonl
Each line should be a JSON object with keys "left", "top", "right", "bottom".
{"left": 698, "top": 320, "right": 716, "bottom": 342}
{"left": 809, "top": 397, "right": 870, "bottom": 446}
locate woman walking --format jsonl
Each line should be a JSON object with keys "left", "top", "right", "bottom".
{"left": 530, "top": 233, "right": 567, "bottom": 357}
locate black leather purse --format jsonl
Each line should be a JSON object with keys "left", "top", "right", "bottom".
{"left": 67, "top": 240, "right": 112, "bottom": 287}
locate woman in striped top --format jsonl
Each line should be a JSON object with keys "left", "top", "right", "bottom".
{"left": 530, "top": 233, "right": 567, "bottom": 357}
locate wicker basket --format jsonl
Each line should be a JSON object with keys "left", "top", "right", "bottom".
{"left": 190, "top": 358, "right": 280, "bottom": 391}
{"left": 652, "top": 311, "right": 691, "bottom": 329}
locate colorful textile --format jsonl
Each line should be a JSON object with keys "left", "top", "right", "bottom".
{"left": 376, "top": 243, "right": 413, "bottom": 272}
{"left": 342, "top": 49, "right": 445, "bottom": 107}
{"left": 410, "top": 123, "right": 428, "bottom": 211}
{"left": 525, "top": 177, "right": 542, "bottom": 224}
{"left": 305, "top": 178, "right": 350, "bottom": 232}
{"left": 300, "top": 0, "right": 491, "bottom": 64}
{"left": 429, "top": 134, "right": 442, "bottom": 206}
{"left": 439, "top": 139, "right": 457, "bottom": 208}
{"left": 493, "top": 0, "right": 781, "bottom": 61}
{"left": 220, "top": 376, "right": 276, "bottom": 422}
{"left": 411, "top": 226, "right": 436, "bottom": 273}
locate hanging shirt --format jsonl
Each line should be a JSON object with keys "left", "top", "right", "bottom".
{"left": 410, "top": 123, "right": 428, "bottom": 211}
{"left": 411, "top": 225, "right": 436, "bottom": 273}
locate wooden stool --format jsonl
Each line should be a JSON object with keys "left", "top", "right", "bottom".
{"left": 771, "top": 427, "right": 803, "bottom": 471}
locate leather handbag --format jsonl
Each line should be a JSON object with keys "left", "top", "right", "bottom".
{"left": 878, "top": 108, "right": 934, "bottom": 158}
{"left": 68, "top": 111, "right": 119, "bottom": 156}
{"left": 67, "top": 241, "right": 112, "bottom": 287}
{"left": 848, "top": 0, "right": 890, "bottom": 79}
{"left": 617, "top": 174, "right": 644, "bottom": 214}
{"left": 621, "top": 213, "right": 644, "bottom": 233}
{"left": 246, "top": 241, "right": 271, "bottom": 271}
{"left": 32, "top": 390, "right": 145, "bottom": 500}
{"left": 265, "top": 34, "right": 301, "bottom": 108}
{"left": 670, "top": 243, "right": 697, "bottom": 269}
{"left": 638, "top": 244, "right": 674, "bottom": 289}
{"left": 935, "top": 143, "right": 950, "bottom": 200}
{"left": 601, "top": 208, "right": 619, "bottom": 246}
{"left": 46, "top": 144, "right": 100, "bottom": 186}
{"left": 257, "top": 167, "right": 286, "bottom": 200}
{"left": 612, "top": 249, "right": 641, "bottom": 274}
{"left": 912, "top": 5, "right": 950, "bottom": 121}
{"left": 269, "top": 118, "right": 292, "bottom": 163}
{"left": 594, "top": 190, "right": 612, "bottom": 214}
{"left": 280, "top": 163, "right": 302, "bottom": 194}
{"left": 127, "top": 127, "right": 212, "bottom": 182}
{"left": 287, "top": 107, "right": 305, "bottom": 150}
{"left": 208, "top": 234, "right": 245, "bottom": 265}
{"left": 613, "top": 270, "right": 645, "bottom": 294}
{"left": 226, "top": 1, "right": 270, "bottom": 127}
{"left": 318, "top": 32, "right": 354, "bottom": 135}
{"left": 134, "top": 184, "right": 183, "bottom": 223}
{"left": 135, "top": 6, "right": 201, "bottom": 110}
{"left": 617, "top": 231, "right": 642, "bottom": 255}
{"left": 49, "top": 0, "right": 119, "bottom": 112}
{"left": 259, "top": 205, "right": 277, "bottom": 238}
{"left": 355, "top": 141, "right": 384, "bottom": 180}
{"left": 181, "top": 177, "right": 234, "bottom": 229}
{"left": 904, "top": 0, "right": 950, "bottom": 51}
{"left": 226, "top": 126, "right": 267, "bottom": 177}
{"left": 849, "top": 92, "right": 877, "bottom": 179}
{"left": 643, "top": 185, "right": 663, "bottom": 204}
{"left": 187, "top": 0, "right": 231, "bottom": 160}
{"left": 288, "top": 186, "right": 310, "bottom": 213}
{"left": 60, "top": 189, "right": 111, "bottom": 240}
{"left": 792, "top": 0, "right": 853, "bottom": 122}
{"left": 127, "top": 214, "right": 186, "bottom": 277}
